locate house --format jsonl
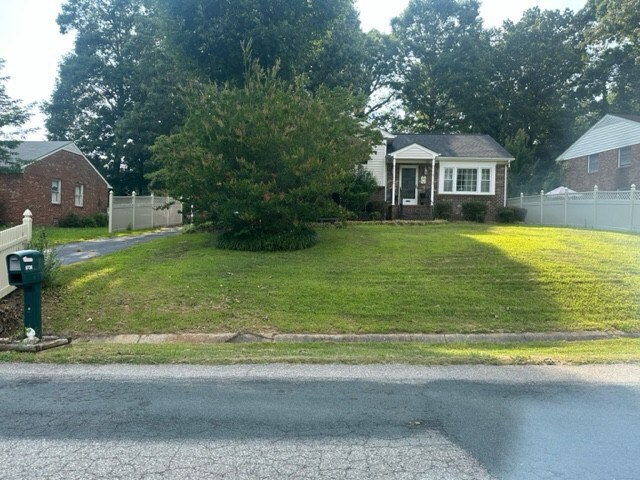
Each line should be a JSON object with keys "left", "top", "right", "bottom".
{"left": 0, "top": 141, "right": 111, "bottom": 226}
{"left": 556, "top": 114, "right": 640, "bottom": 192}
{"left": 364, "top": 132, "right": 514, "bottom": 220}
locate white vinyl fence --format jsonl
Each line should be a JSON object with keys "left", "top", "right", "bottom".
{"left": 0, "top": 210, "right": 32, "bottom": 299}
{"left": 108, "top": 192, "right": 183, "bottom": 233}
{"left": 507, "top": 184, "right": 639, "bottom": 233}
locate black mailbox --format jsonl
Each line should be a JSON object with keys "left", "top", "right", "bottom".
{"left": 6, "top": 250, "right": 44, "bottom": 286}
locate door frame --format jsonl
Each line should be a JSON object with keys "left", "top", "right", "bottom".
{"left": 400, "top": 166, "right": 419, "bottom": 206}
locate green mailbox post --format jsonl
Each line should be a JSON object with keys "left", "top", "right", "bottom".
{"left": 6, "top": 250, "right": 44, "bottom": 338}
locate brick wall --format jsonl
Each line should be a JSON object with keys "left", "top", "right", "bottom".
{"left": 384, "top": 162, "right": 507, "bottom": 220}
{"left": 0, "top": 150, "right": 109, "bottom": 226}
{"left": 564, "top": 144, "right": 640, "bottom": 191}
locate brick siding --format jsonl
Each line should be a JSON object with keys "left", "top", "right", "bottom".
{"left": 0, "top": 150, "right": 109, "bottom": 226}
{"left": 384, "top": 162, "right": 507, "bottom": 220}
{"left": 564, "top": 144, "right": 640, "bottom": 191}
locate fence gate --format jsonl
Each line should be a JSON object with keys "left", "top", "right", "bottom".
{"left": 108, "top": 192, "right": 183, "bottom": 233}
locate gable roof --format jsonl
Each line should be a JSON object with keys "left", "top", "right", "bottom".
{"left": 1, "top": 141, "right": 111, "bottom": 188}
{"left": 556, "top": 114, "right": 640, "bottom": 162}
{"left": 388, "top": 134, "right": 513, "bottom": 160}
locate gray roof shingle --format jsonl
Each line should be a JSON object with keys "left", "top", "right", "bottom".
{"left": 389, "top": 134, "right": 513, "bottom": 159}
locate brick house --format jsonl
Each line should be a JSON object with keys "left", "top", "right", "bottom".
{"left": 0, "top": 141, "right": 111, "bottom": 226}
{"left": 363, "top": 132, "right": 514, "bottom": 220}
{"left": 556, "top": 114, "right": 640, "bottom": 192}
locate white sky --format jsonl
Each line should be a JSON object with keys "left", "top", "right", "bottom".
{"left": 0, "top": 0, "right": 586, "bottom": 140}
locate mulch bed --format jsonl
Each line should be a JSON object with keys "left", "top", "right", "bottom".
{"left": 0, "top": 290, "right": 23, "bottom": 338}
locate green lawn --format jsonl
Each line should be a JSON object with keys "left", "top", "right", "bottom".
{"left": 43, "top": 223, "right": 640, "bottom": 336}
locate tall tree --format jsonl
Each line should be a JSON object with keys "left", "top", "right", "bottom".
{"left": 492, "top": 7, "right": 585, "bottom": 192}
{"left": 390, "top": 0, "right": 497, "bottom": 134}
{"left": 157, "top": 0, "right": 372, "bottom": 92}
{"left": 0, "top": 59, "right": 32, "bottom": 164}
{"left": 151, "top": 62, "right": 380, "bottom": 251}
{"left": 44, "top": 0, "right": 184, "bottom": 194}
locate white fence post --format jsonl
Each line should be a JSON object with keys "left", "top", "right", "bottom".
{"left": 108, "top": 190, "right": 114, "bottom": 233}
{"left": 520, "top": 192, "right": 524, "bottom": 209}
{"left": 131, "top": 191, "right": 137, "bottom": 230}
{"left": 593, "top": 185, "right": 598, "bottom": 228}
{"left": 631, "top": 184, "right": 636, "bottom": 232}
{"left": 23, "top": 209, "right": 33, "bottom": 242}
{"left": 150, "top": 192, "right": 155, "bottom": 228}
{"left": 564, "top": 189, "right": 568, "bottom": 226}
{"left": 540, "top": 190, "right": 544, "bottom": 225}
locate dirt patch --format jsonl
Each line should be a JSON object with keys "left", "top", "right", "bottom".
{"left": 0, "top": 290, "right": 23, "bottom": 337}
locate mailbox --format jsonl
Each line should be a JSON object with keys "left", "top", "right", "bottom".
{"left": 5, "top": 250, "right": 44, "bottom": 338}
{"left": 6, "top": 250, "right": 44, "bottom": 286}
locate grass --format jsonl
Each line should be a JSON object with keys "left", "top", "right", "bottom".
{"left": 1, "top": 339, "right": 638, "bottom": 365}
{"left": 43, "top": 223, "right": 640, "bottom": 336}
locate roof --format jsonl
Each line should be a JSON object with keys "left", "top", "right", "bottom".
{"left": 388, "top": 134, "right": 513, "bottom": 159}
{"left": 1, "top": 141, "right": 74, "bottom": 168}
{"left": 557, "top": 114, "right": 640, "bottom": 161}
{"left": 1, "top": 141, "right": 111, "bottom": 188}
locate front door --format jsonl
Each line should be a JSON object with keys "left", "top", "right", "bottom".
{"left": 400, "top": 167, "right": 418, "bottom": 205}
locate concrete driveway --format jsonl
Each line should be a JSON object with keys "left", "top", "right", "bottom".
{"left": 55, "top": 228, "right": 181, "bottom": 265}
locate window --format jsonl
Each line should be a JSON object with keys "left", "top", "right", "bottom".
{"left": 443, "top": 167, "right": 454, "bottom": 192}
{"left": 480, "top": 168, "right": 491, "bottom": 193}
{"left": 75, "top": 184, "right": 84, "bottom": 207}
{"left": 588, "top": 154, "right": 599, "bottom": 173}
{"left": 439, "top": 165, "right": 495, "bottom": 195}
{"left": 51, "top": 179, "right": 61, "bottom": 204}
{"left": 619, "top": 147, "right": 632, "bottom": 168}
{"left": 456, "top": 169, "right": 478, "bottom": 192}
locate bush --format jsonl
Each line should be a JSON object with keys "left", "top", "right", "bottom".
{"left": 366, "top": 201, "right": 388, "bottom": 221}
{"left": 461, "top": 201, "right": 487, "bottom": 222}
{"left": 216, "top": 224, "right": 318, "bottom": 251}
{"left": 496, "top": 207, "right": 527, "bottom": 223}
{"left": 57, "top": 212, "right": 109, "bottom": 228}
{"left": 26, "top": 228, "right": 60, "bottom": 288}
{"left": 433, "top": 201, "right": 453, "bottom": 220}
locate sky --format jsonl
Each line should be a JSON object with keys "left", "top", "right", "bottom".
{"left": 0, "top": 0, "right": 587, "bottom": 140}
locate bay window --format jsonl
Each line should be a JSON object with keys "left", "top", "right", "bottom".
{"left": 440, "top": 164, "right": 495, "bottom": 195}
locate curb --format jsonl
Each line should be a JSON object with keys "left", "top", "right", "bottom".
{"left": 73, "top": 331, "right": 640, "bottom": 345}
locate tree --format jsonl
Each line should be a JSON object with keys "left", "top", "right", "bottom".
{"left": 390, "top": 0, "right": 498, "bottom": 133}
{"left": 44, "top": 0, "right": 185, "bottom": 194}
{"left": 0, "top": 59, "right": 32, "bottom": 164}
{"left": 493, "top": 7, "right": 586, "bottom": 192}
{"left": 158, "top": 0, "right": 372, "bottom": 92}
{"left": 151, "top": 61, "right": 381, "bottom": 251}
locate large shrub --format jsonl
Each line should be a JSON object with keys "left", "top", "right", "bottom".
{"left": 151, "top": 61, "right": 381, "bottom": 250}
{"left": 433, "top": 201, "right": 453, "bottom": 220}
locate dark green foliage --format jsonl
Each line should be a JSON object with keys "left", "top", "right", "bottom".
{"left": 433, "top": 201, "right": 453, "bottom": 220}
{"left": 151, "top": 61, "right": 380, "bottom": 251}
{"left": 338, "top": 168, "right": 379, "bottom": 220}
{"left": 26, "top": 229, "right": 60, "bottom": 288}
{"left": 57, "top": 212, "right": 108, "bottom": 228}
{"left": 496, "top": 206, "right": 527, "bottom": 223}
{"left": 366, "top": 201, "right": 389, "bottom": 221}
{"left": 216, "top": 225, "right": 318, "bottom": 251}
{"left": 461, "top": 201, "right": 487, "bottom": 222}
{"left": 0, "top": 59, "right": 31, "bottom": 163}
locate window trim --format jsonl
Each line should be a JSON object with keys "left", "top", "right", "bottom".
{"left": 75, "top": 184, "right": 85, "bottom": 207}
{"left": 618, "top": 147, "right": 631, "bottom": 168}
{"left": 439, "top": 163, "right": 496, "bottom": 196}
{"left": 588, "top": 153, "right": 599, "bottom": 173}
{"left": 51, "top": 179, "right": 61, "bottom": 205}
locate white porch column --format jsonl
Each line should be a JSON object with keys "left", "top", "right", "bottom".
{"left": 430, "top": 157, "right": 436, "bottom": 206}
{"left": 391, "top": 157, "right": 397, "bottom": 206}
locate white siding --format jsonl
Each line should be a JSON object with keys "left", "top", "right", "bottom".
{"left": 392, "top": 144, "right": 437, "bottom": 160}
{"left": 559, "top": 115, "right": 640, "bottom": 161}
{"left": 363, "top": 142, "right": 387, "bottom": 186}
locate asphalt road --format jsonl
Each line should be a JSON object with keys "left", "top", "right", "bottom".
{"left": 55, "top": 229, "right": 180, "bottom": 265}
{"left": 0, "top": 364, "right": 638, "bottom": 480}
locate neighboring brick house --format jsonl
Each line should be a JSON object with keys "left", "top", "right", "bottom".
{"left": 363, "top": 132, "right": 514, "bottom": 220}
{"left": 556, "top": 114, "right": 640, "bottom": 192}
{"left": 0, "top": 141, "right": 111, "bottom": 226}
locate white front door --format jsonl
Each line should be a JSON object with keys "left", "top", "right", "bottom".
{"left": 400, "top": 167, "right": 418, "bottom": 205}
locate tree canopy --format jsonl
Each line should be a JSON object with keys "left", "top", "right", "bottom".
{"left": 44, "top": 0, "right": 640, "bottom": 196}
{"left": 0, "top": 59, "right": 32, "bottom": 164}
